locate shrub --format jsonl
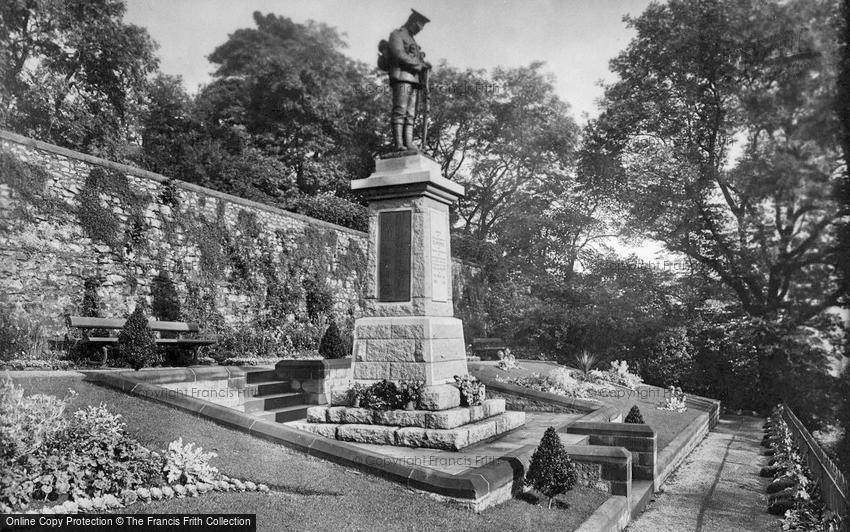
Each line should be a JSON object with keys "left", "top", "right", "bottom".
{"left": 497, "top": 348, "right": 518, "bottom": 370}
{"left": 635, "top": 327, "right": 694, "bottom": 388}
{"left": 319, "top": 321, "right": 348, "bottom": 359}
{"left": 287, "top": 193, "right": 368, "bottom": 232}
{"left": 0, "top": 375, "right": 69, "bottom": 462}
{"left": 454, "top": 375, "right": 485, "bottom": 406}
{"left": 303, "top": 278, "right": 334, "bottom": 323}
{"left": 588, "top": 360, "right": 643, "bottom": 389}
{"left": 510, "top": 368, "right": 602, "bottom": 399}
{"left": 345, "top": 380, "right": 424, "bottom": 410}
{"left": 525, "top": 427, "right": 578, "bottom": 508}
{"left": 570, "top": 350, "right": 599, "bottom": 376}
{"left": 624, "top": 405, "right": 645, "bottom": 424}
{"left": 117, "top": 305, "right": 158, "bottom": 370}
{"left": 0, "top": 307, "right": 48, "bottom": 362}
{"left": 163, "top": 437, "right": 219, "bottom": 485}
{"left": 151, "top": 271, "right": 181, "bottom": 322}
{"left": 360, "top": 380, "right": 400, "bottom": 410}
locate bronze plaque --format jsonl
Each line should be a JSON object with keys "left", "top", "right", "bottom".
{"left": 378, "top": 210, "right": 411, "bottom": 302}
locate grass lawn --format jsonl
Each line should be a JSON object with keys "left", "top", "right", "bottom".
{"left": 10, "top": 372, "right": 608, "bottom": 532}
{"left": 470, "top": 360, "right": 706, "bottom": 450}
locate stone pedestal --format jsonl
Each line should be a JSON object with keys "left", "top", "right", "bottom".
{"left": 351, "top": 154, "right": 468, "bottom": 394}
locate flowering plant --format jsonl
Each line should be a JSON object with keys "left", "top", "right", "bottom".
{"left": 497, "top": 349, "right": 518, "bottom": 371}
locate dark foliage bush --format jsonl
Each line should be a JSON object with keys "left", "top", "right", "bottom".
{"left": 287, "top": 194, "right": 368, "bottom": 232}
{"left": 304, "top": 278, "right": 334, "bottom": 323}
{"left": 634, "top": 327, "right": 694, "bottom": 388}
{"left": 350, "top": 380, "right": 424, "bottom": 410}
{"left": 624, "top": 405, "right": 645, "bottom": 424}
{"left": 319, "top": 321, "right": 348, "bottom": 359}
{"left": 525, "top": 427, "right": 578, "bottom": 508}
{"left": 151, "top": 271, "right": 181, "bottom": 321}
{"left": 117, "top": 305, "right": 158, "bottom": 370}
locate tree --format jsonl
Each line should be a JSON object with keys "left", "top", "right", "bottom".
{"left": 525, "top": 426, "right": 578, "bottom": 508}
{"left": 0, "top": 0, "right": 158, "bottom": 156}
{"left": 427, "top": 63, "right": 579, "bottom": 247}
{"left": 201, "top": 11, "right": 383, "bottom": 195}
{"left": 319, "top": 320, "right": 348, "bottom": 360}
{"left": 583, "top": 0, "right": 847, "bottom": 327}
{"left": 582, "top": 0, "right": 846, "bottom": 412}
{"left": 624, "top": 405, "right": 645, "bottom": 424}
{"left": 117, "top": 304, "right": 158, "bottom": 370}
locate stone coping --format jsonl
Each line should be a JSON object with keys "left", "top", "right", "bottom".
{"left": 275, "top": 358, "right": 351, "bottom": 379}
{"left": 100, "top": 366, "right": 269, "bottom": 384}
{"left": 482, "top": 380, "right": 601, "bottom": 413}
{"left": 82, "top": 369, "right": 528, "bottom": 511}
{"left": 567, "top": 421, "right": 657, "bottom": 436}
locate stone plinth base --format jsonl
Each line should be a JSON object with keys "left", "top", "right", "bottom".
{"left": 308, "top": 399, "right": 505, "bottom": 429}
{"left": 293, "top": 411, "right": 526, "bottom": 451}
{"left": 274, "top": 358, "right": 351, "bottom": 405}
{"left": 352, "top": 316, "right": 468, "bottom": 386}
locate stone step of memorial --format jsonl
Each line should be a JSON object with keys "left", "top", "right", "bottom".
{"left": 245, "top": 369, "right": 280, "bottom": 384}
{"left": 291, "top": 411, "right": 526, "bottom": 451}
{"left": 257, "top": 404, "right": 311, "bottom": 423}
{"left": 246, "top": 380, "right": 291, "bottom": 396}
{"left": 306, "top": 399, "right": 507, "bottom": 429}
{"left": 241, "top": 392, "right": 304, "bottom": 413}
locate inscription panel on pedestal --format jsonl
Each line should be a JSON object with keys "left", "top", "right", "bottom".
{"left": 378, "top": 210, "right": 411, "bottom": 302}
{"left": 429, "top": 208, "right": 449, "bottom": 302}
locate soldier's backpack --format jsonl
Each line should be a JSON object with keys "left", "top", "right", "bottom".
{"left": 377, "top": 39, "right": 390, "bottom": 71}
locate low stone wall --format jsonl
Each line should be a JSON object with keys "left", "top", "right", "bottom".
{"left": 565, "top": 422, "right": 657, "bottom": 482}
{"left": 274, "top": 359, "right": 352, "bottom": 405}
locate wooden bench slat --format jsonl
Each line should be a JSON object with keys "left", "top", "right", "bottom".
{"left": 155, "top": 339, "right": 216, "bottom": 345}
{"left": 67, "top": 316, "right": 200, "bottom": 332}
{"left": 84, "top": 338, "right": 215, "bottom": 345}
{"left": 68, "top": 317, "right": 126, "bottom": 329}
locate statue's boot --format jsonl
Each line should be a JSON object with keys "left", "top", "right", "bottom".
{"left": 403, "top": 124, "right": 419, "bottom": 152}
{"left": 393, "top": 124, "right": 405, "bottom": 151}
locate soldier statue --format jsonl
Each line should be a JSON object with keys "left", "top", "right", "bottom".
{"left": 378, "top": 9, "right": 431, "bottom": 152}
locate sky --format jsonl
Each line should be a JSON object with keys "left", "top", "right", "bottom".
{"left": 124, "top": 0, "right": 655, "bottom": 123}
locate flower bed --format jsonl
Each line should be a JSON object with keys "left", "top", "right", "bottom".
{"left": 761, "top": 407, "right": 843, "bottom": 530}
{"left": 0, "top": 376, "right": 268, "bottom": 514}
{"left": 503, "top": 361, "right": 642, "bottom": 400}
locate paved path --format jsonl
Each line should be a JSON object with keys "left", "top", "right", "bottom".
{"left": 628, "top": 415, "right": 780, "bottom": 532}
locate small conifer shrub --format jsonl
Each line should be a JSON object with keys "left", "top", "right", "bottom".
{"left": 624, "top": 405, "right": 645, "bottom": 424}
{"left": 525, "top": 427, "right": 578, "bottom": 508}
{"left": 318, "top": 321, "right": 348, "bottom": 359}
{"left": 118, "top": 305, "right": 158, "bottom": 370}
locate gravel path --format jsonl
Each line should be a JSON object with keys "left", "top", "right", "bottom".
{"left": 628, "top": 415, "right": 781, "bottom": 532}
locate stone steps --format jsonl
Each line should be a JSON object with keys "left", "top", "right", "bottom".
{"left": 246, "top": 381, "right": 291, "bottom": 396}
{"left": 257, "top": 404, "right": 311, "bottom": 423}
{"left": 245, "top": 370, "right": 279, "bottom": 384}
{"left": 242, "top": 392, "right": 304, "bottom": 413}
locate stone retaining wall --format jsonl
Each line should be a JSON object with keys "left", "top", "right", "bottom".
{"left": 0, "top": 130, "right": 474, "bottom": 340}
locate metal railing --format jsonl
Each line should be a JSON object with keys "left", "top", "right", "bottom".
{"left": 780, "top": 403, "right": 848, "bottom": 521}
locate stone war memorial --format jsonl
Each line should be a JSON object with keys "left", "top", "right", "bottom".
{"left": 291, "top": 9, "right": 525, "bottom": 451}
{"left": 297, "top": 150, "right": 525, "bottom": 450}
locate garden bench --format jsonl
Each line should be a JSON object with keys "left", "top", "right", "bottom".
{"left": 66, "top": 316, "right": 216, "bottom": 365}
{"left": 471, "top": 337, "right": 507, "bottom": 360}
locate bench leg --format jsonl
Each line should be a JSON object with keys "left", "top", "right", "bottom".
{"left": 100, "top": 346, "right": 108, "bottom": 367}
